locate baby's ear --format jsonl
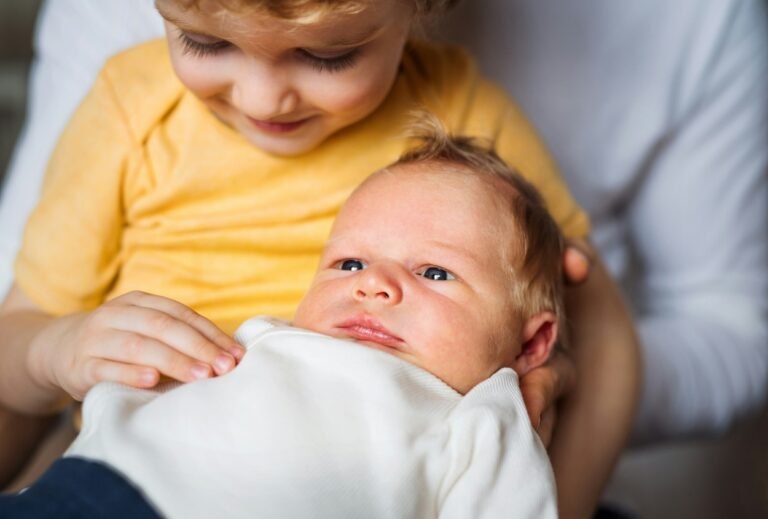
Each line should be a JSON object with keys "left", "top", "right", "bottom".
{"left": 512, "top": 312, "right": 558, "bottom": 376}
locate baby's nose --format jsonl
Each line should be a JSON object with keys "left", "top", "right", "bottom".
{"left": 352, "top": 264, "right": 404, "bottom": 305}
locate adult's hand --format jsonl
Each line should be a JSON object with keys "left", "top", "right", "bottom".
{"left": 521, "top": 236, "right": 591, "bottom": 446}
{"left": 563, "top": 237, "right": 593, "bottom": 286}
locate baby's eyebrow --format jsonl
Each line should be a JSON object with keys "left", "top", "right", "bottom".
{"left": 426, "top": 240, "right": 484, "bottom": 267}
{"left": 319, "top": 235, "right": 357, "bottom": 258}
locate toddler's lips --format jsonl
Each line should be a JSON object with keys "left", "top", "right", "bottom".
{"left": 336, "top": 316, "right": 404, "bottom": 350}
{"left": 247, "top": 116, "right": 313, "bottom": 133}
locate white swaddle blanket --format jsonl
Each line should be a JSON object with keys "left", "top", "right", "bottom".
{"left": 66, "top": 318, "right": 556, "bottom": 518}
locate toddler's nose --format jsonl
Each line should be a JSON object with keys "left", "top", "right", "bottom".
{"left": 232, "top": 63, "right": 299, "bottom": 119}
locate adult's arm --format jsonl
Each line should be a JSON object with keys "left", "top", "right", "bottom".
{"left": 628, "top": 0, "right": 768, "bottom": 442}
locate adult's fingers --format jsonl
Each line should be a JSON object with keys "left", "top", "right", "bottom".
{"left": 520, "top": 351, "right": 576, "bottom": 429}
{"left": 563, "top": 238, "right": 594, "bottom": 286}
{"left": 548, "top": 351, "right": 577, "bottom": 396}
{"left": 520, "top": 368, "right": 555, "bottom": 429}
{"left": 537, "top": 406, "right": 557, "bottom": 448}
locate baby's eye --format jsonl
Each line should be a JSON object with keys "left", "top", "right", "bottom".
{"left": 338, "top": 259, "right": 366, "bottom": 271}
{"left": 418, "top": 267, "right": 455, "bottom": 281}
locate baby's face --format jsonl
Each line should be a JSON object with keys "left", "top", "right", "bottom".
{"left": 156, "top": 0, "right": 413, "bottom": 156}
{"left": 294, "top": 163, "right": 526, "bottom": 394}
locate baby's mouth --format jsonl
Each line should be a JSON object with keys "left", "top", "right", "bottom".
{"left": 335, "top": 315, "right": 404, "bottom": 350}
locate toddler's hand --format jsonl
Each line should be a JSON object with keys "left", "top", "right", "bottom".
{"left": 29, "top": 291, "right": 244, "bottom": 400}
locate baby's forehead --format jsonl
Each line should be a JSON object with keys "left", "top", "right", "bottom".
{"left": 358, "top": 161, "right": 518, "bottom": 208}
{"left": 341, "top": 162, "right": 523, "bottom": 245}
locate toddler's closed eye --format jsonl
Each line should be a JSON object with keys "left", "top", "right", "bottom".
{"left": 296, "top": 48, "right": 360, "bottom": 73}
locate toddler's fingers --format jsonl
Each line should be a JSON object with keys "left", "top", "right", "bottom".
{"left": 101, "top": 299, "right": 240, "bottom": 374}
{"left": 74, "top": 359, "right": 161, "bottom": 400}
{"left": 114, "top": 291, "right": 244, "bottom": 359}
{"left": 95, "top": 329, "right": 218, "bottom": 383}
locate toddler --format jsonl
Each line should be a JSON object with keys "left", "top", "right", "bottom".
{"left": 1, "top": 125, "right": 564, "bottom": 518}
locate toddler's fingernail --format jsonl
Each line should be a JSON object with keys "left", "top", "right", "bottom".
{"left": 191, "top": 363, "right": 212, "bottom": 380}
{"left": 214, "top": 354, "right": 234, "bottom": 373}
{"left": 140, "top": 370, "right": 158, "bottom": 386}
{"left": 229, "top": 346, "right": 245, "bottom": 361}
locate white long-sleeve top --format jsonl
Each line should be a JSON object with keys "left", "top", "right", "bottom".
{"left": 65, "top": 318, "right": 557, "bottom": 519}
{"left": 2, "top": 0, "right": 766, "bottom": 442}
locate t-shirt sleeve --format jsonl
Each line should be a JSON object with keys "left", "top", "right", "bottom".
{"left": 14, "top": 67, "right": 133, "bottom": 315}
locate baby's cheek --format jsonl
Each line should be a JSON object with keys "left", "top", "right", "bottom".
{"left": 293, "top": 284, "right": 337, "bottom": 333}
{"left": 292, "top": 293, "right": 319, "bottom": 329}
{"left": 421, "top": 330, "right": 476, "bottom": 384}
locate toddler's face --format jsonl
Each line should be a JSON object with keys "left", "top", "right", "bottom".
{"left": 294, "top": 164, "right": 527, "bottom": 394}
{"left": 156, "top": 0, "right": 413, "bottom": 156}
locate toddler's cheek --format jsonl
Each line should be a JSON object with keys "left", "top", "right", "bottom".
{"left": 167, "top": 51, "right": 229, "bottom": 100}
{"left": 175, "top": 68, "right": 224, "bottom": 99}
{"left": 319, "top": 72, "right": 395, "bottom": 116}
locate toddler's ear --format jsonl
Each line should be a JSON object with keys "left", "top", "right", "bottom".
{"left": 512, "top": 312, "right": 558, "bottom": 376}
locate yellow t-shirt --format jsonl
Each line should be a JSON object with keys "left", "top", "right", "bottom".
{"left": 16, "top": 39, "right": 588, "bottom": 334}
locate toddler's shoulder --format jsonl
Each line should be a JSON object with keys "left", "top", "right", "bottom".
{"left": 401, "top": 39, "right": 477, "bottom": 99}
{"left": 401, "top": 39, "right": 519, "bottom": 133}
{"left": 403, "top": 39, "right": 476, "bottom": 78}
{"left": 97, "top": 39, "right": 186, "bottom": 138}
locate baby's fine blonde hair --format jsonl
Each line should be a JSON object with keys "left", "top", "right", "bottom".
{"left": 176, "top": 0, "right": 458, "bottom": 21}
{"left": 395, "top": 114, "right": 567, "bottom": 347}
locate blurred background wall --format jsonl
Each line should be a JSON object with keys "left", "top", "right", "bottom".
{"left": 0, "top": 0, "right": 41, "bottom": 187}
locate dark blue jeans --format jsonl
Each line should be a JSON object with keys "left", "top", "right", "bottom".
{"left": 0, "top": 457, "right": 161, "bottom": 518}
